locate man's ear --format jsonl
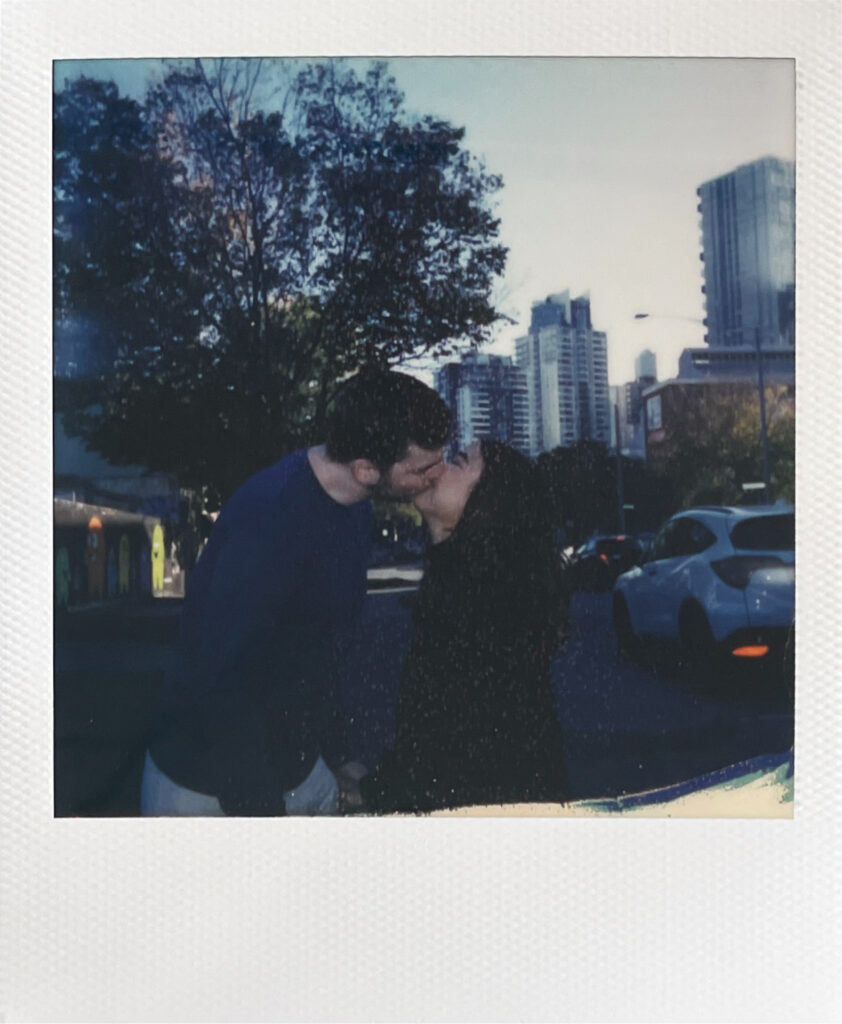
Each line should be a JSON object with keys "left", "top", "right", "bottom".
{"left": 349, "top": 459, "right": 381, "bottom": 488}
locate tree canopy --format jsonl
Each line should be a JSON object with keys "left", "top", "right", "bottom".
{"left": 537, "top": 441, "right": 675, "bottom": 545}
{"left": 54, "top": 59, "right": 508, "bottom": 506}
{"left": 647, "top": 383, "right": 795, "bottom": 508}
{"left": 534, "top": 384, "right": 795, "bottom": 546}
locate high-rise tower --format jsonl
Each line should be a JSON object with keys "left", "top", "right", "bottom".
{"left": 515, "top": 291, "right": 611, "bottom": 455}
{"left": 634, "top": 349, "right": 657, "bottom": 384}
{"left": 434, "top": 352, "right": 530, "bottom": 457}
{"left": 697, "top": 156, "right": 795, "bottom": 350}
{"left": 617, "top": 349, "right": 658, "bottom": 458}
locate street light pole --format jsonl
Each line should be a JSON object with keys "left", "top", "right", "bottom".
{"left": 633, "top": 313, "right": 703, "bottom": 324}
{"left": 754, "top": 326, "right": 773, "bottom": 503}
{"left": 614, "top": 402, "right": 625, "bottom": 533}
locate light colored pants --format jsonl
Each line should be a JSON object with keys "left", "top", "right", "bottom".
{"left": 140, "top": 751, "right": 339, "bottom": 816}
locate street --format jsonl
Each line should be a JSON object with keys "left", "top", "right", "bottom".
{"left": 550, "top": 591, "right": 792, "bottom": 799}
{"left": 338, "top": 588, "right": 793, "bottom": 801}
{"left": 54, "top": 586, "right": 794, "bottom": 814}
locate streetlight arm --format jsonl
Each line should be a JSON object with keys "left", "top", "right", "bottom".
{"left": 634, "top": 312, "right": 704, "bottom": 324}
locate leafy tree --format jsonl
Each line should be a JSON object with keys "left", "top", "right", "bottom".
{"left": 536, "top": 442, "right": 670, "bottom": 544}
{"left": 54, "top": 59, "right": 508, "bottom": 507}
{"left": 54, "top": 77, "right": 201, "bottom": 378}
{"left": 533, "top": 384, "right": 795, "bottom": 548}
{"left": 648, "top": 383, "right": 794, "bottom": 508}
{"left": 766, "top": 387, "right": 795, "bottom": 503}
{"left": 538, "top": 443, "right": 616, "bottom": 543}
{"left": 53, "top": 76, "right": 228, "bottom": 496}
{"left": 294, "top": 62, "right": 507, "bottom": 367}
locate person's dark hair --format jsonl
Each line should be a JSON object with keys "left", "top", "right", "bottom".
{"left": 324, "top": 368, "right": 452, "bottom": 470}
{"left": 447, "top": 440, "right": 570, "bottom": 649}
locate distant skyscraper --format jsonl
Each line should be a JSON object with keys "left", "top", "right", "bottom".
{"left": 515, "top": 291, "right": 611, "bottom": 455}
{"left": 618, "top": 349, "right": 658, "bottom": 459}
{"left": 634, "top": 349, "right": 657, "bottom": 383}
{"left": 697, "top": 156, "right": 795, "bottom": 350}
{"left": 434, "top": 352, "right": 530, "bottom": 457}
{"left": 609, "top": 385, "right": 625, "bottom": 451}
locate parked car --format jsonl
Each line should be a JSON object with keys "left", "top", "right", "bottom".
{"left": 612, "top": 505, "right": 794, "bottom": 675}
{"left": 570, "top": 534, "right": 643, "bottom": 591}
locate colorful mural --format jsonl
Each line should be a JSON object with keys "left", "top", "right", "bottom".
{"left": 54, "top": 500, "right": 164, "bottom": 607}
{"left": 151, "top": 524, "right": 165, "bottom": 593}
{"left": 85, "top": 516, "right": 105, "bottom": 601}
{"left": 118, "top": 534, "right": 130, "bottom": 594}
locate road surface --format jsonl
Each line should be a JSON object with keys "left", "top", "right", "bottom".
{"left": 54, "top": 587, "right": 793, "bottom": 813}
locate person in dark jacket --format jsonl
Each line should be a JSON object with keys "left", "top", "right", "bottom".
{"left": 141, "top": 368, "right": 452, "bottom": 817}
{"left": 359, "top": 440, "right": 569, "bottom": 814}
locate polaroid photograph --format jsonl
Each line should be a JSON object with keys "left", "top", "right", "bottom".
{"left": 2, "top": 1, "right": 840, "bottom": 1021}
{"left": 52, "top": 54, "right": 795, "bottom": 824}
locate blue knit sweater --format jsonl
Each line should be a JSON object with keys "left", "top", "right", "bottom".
{"left": 149, "top": 449, "right": 371, "bottom": 815}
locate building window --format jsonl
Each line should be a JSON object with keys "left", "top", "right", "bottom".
{"left": 647, "top": 395, "right": 663, "bottom": 430}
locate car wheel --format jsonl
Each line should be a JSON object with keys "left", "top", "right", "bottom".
{"left": 679, "top": 603, "right": 717, "bottom": 680}
{"left": 613, "top": 594, "right": 641, "bottom": 662}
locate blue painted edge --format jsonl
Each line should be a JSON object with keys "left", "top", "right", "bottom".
{"left": 583, "top": 748, "right": 794, "bottom": 813}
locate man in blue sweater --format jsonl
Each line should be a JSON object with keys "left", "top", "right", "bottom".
{"left": 141, "top": 369, "right": 452, "bottom": 816}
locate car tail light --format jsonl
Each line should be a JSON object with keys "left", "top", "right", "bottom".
{"left": 599, "top": 553, "right": 609, "bottom": 563}
{"left": 710, "top": 555, "right": 784, "bottom": 590}
{"left": 731, "top": 644, "right": 770, "bottom": 659}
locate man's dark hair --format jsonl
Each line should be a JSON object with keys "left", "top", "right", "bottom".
{"left": 325, "top": 368, "right": 452, "bottom": 470}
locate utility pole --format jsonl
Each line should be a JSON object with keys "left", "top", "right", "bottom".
{"left": 755, "top": 326, "right": 773, "bottom": 503}
{"left": 614, "top": 402, "right": 625, "bottom": 533}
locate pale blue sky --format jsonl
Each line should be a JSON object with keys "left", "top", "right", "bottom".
{"left": 56, "top": 56, "right": 795, "bottom": 385}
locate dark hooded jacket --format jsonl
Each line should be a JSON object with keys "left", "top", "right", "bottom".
{"left": 362, "top": 442, "right": 568, "bottom": 813}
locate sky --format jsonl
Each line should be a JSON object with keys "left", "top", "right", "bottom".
{"left": 57, "top": 56, "right": 795, "bottom": 386}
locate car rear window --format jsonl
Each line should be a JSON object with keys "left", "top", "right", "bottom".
{"left": 730, "top": 514, "right": 794, "bottom": 551}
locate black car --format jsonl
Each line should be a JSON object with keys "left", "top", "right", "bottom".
{"left": 570, "top": 534, "right": 643, "bottom": 591}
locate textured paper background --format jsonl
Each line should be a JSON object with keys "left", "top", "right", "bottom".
{"left": 1, "top": 1, "right": 840, "bottom": 1020}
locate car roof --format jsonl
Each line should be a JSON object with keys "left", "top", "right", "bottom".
{"left": 678, "top": 504, "right": 794, "bottom": 519}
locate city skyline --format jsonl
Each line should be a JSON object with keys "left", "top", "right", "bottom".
{"left": 56, "top": 56, "right": 795, "bottom": 386}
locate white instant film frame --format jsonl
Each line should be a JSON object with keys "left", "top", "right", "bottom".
{"left": 1, "top": 1, "right": 840, "bottom": 1020}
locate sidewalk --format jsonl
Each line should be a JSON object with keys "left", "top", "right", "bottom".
{"left": 55, "top": 596, "right": 184, "bottom": 644}
{"left": 56, "top": 562, "right": 423, "bottom": 643}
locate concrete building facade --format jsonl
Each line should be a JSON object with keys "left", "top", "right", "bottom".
{"left": 697, "top": 156, "right": 795, "bottom": 351}
{"left": 515, "top": 291, "right": 611, "bottom": 456}
{"left": 677, "top": 345, "right": 795, "bottom": 382}
{"left": 613, "top": 348, "right": 658, "bottom": 459}
{"left": 434, "top": 352, "right": 531, "bottom": 457}
{"left": 634, "top": 349, "right": 657, "bottom": 383}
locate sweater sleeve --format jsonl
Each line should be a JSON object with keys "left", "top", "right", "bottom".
{"left": 192, "top": 502, "right": 322, "bottom": 815}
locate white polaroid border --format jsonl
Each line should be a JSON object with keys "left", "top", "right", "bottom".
{"left": 1, "top": 1, "right": 840, "bottom": 1020}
